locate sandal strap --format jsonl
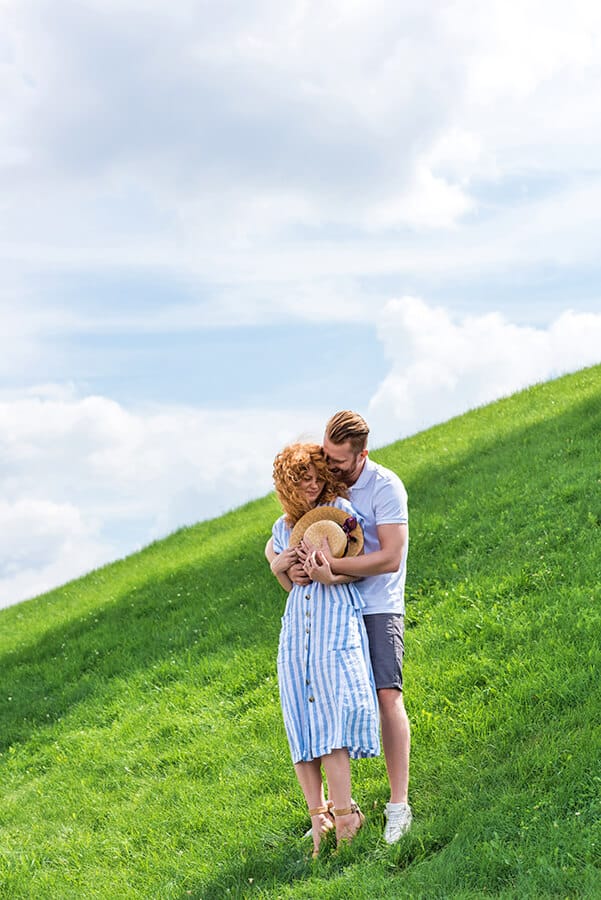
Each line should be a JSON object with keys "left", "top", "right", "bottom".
{"left": 308, "top": 799, "right": 334, "bottom": 818}
{"left": 308, "top": 805, "right": 330, "bottom": 817}
{"left": 333, "top": 801, "right": 361, "bottom": 817}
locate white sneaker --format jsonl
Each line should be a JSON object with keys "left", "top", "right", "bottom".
{"left": 383, "top": 802, "right": 412, "bottom": 843}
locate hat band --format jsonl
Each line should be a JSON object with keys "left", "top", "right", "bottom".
{"left": 342, "top": 516, "right": 358, "bottom": 554}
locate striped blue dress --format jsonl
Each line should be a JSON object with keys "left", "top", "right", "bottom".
{"left": 273, "top": 497, "right": 380, "bottom": 764}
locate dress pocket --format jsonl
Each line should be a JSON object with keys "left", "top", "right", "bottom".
{"left": 328, "top": 610, "right": 362, "bottom": 651}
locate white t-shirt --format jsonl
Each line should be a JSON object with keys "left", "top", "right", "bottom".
{"left": 348, "top": 456, "right": 408, "bottom": 615}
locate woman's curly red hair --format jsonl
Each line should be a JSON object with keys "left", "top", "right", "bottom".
{"left": 273, "top": 442, "right": 348, "bottom": 527}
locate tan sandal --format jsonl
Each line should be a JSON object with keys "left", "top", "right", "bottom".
{"left": 308, "top": 802, "right": 335, "bottom": 858}
{"left": 333, "top": 801, "right": 365, "bottom": 848}
{"left": 304, "top": 800, "right": 334, "bottom": 835}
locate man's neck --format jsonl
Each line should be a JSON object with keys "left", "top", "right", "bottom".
{"left": 348, "top": 454, "right": 367, "bottom": 487}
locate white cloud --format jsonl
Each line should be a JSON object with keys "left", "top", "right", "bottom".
{"left": 0, "top": 386, "right": 326, "bottom": 609}
{"left": 0, "top": 0, "right": 470, "bottom": 267}
{"left": 0, "top": 498, "right": 111, "bottom": 609}
{"left": 459, "top": 0, "right": 600, "bottom": 103}
{"left": 368, "top": 298, "right": 601, "bottom": 445}
{"left": 2, "top": 0, "right": 601, "bottom": 332}
{"left": 369, "top": 162, "right": 474, "bottom": 231}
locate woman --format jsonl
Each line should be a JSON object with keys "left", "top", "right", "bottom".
{"left": 265, "top": 442, "right": 379, "bottom": 857}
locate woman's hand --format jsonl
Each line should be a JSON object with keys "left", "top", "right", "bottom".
{"left": 303, "top": 547, "right": 337, "bottom": 585}
{"left": 296, "top": 540, "right": 309, "bottom": 564}
{"left": 270, "top": 547, "right": 299, "bottom": 577}
{"left": 287, "top": 538, "right": 315, "bottom": 586}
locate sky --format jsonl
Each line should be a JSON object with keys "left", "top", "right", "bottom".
{"left": 2, "top": 0, "right": 601, "bottom": 609}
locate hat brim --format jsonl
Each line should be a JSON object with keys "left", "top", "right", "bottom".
{"left": 289, "top": 505, "right": 364, "bottom": 557}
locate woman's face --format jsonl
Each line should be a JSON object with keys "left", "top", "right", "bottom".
{"left": 298, "top": 464, "right": 325, "bottom": 507}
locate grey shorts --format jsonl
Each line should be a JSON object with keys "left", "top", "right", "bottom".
{"left": 363, "top": 613, "right": 405, "bottom": 691}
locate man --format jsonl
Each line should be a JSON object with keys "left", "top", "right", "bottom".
{"left": 267, "top": 410, "right": 412, "bottom": 843}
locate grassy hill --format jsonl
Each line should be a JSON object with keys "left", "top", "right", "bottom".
{"left": 1, "top": 366, "right": 600, "bottom": 899}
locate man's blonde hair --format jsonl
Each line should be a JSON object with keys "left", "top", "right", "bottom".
{"left": 325, "top": 411, "right": 369, "bottom": 454}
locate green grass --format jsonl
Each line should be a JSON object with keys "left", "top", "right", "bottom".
{"left": 1, "top": 365, "right": 600, "bottom": 899}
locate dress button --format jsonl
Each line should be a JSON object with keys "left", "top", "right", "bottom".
{"left": 305, "top": 628, "right": 310, "bottom": 634}
{"left": 308, "top": 696, "right": 315, "bottom": 702}
{"left": 305, "top": 594, "right": 311, "bottom": 600}
{"left": 306, "top": 611, "right": 311, "bottom": 618}
{"left": 306, "top": 679, "right": 311, "bottom": 685}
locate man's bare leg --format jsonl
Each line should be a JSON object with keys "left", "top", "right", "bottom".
{"left": 378, "top": 688, "right": 410, "bottom": 803}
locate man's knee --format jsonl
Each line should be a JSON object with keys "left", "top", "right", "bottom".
{"left": 377, "top": 687, "right": 404, "bottom": 712}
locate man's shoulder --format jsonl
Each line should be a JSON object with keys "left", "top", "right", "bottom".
{"left": 368, "top": 458, "right": 406, "bottom": 493}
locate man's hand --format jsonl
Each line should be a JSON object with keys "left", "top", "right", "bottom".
{"left": 288, "top": 561, "right": 312, "bottom": 586}
{"left": 303, "top": 549, "right": 337, "bottom": 585}
{"left": 310, "top": 536, "right": 334, "bottom": 566}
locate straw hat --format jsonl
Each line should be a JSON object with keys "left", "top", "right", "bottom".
{"left": 289, "top": 506, "right": 363, "bottom": 557}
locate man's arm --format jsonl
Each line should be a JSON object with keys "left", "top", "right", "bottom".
{"left": 265, "top": 537, "right": 295, "bottom": 591}
{"left": 265, "top": 537, "right": 276, "bottom": 565}
{"left": 328, "top": 522, "right": 407, "bottom": 577}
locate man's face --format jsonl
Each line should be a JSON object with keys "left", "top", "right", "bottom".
{"left": 322, "top": 437, "right": 366, "bottom": 486}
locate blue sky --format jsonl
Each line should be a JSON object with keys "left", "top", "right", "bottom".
{"left": 2, "top": 0, "right": 601, "bottom": 608}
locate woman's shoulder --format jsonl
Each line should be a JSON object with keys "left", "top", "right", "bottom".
{"left": 272, "top": 513, "right": 289, "bottom": 532}
{"left": 271, "top": 513, "right": 291, "bottom": 549}
{"left": 331, "top": 496, "right": 356, "bottom": 515}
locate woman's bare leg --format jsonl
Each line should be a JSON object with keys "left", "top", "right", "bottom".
{"left": 320, "top": 748, "right": 350, "bottom": 810}
{"left": 320, "top": 748, "right": 363, "bottom": 844}
{"left": 294, "top": 758, "right": 326, "bottom": 809}
{"left": 294, "top": 758, "right": 334, "bottom": 856}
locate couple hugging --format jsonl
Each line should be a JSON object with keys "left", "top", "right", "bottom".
{"left": 265, "top": 410, "right": 412, "bottom": 858}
